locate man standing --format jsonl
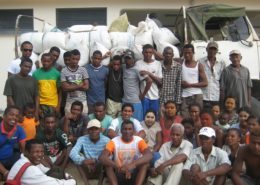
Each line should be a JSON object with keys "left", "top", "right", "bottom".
{"left": 231, "top": 128, "right": 260, "bottom": 185}
{"left": 7, "top": 41, "right": 37, "bottom": 76}
{"left": 199, "top": 42, "right": 226, "bottom": 108}
{"left": 182, "top": 127, "right": 231, "bottom": 185}
{"left": 70, "top": 119, "right": 110, "bottom": 184}
{"left": 136, "top": 44, "right": 163, "bottom": 118}
{"left": 49, "top": 46, "right": 62, "bottom": 71}
{"left": 147, "top": 124, "right": 193, "bottom": 185}
{"left": 99, "top": 120, "right": 152, "bottom": 185}
{"left": 159, "top": 47, "right": 182, "bottom": 116}
{"left": 4, "top": 57, "right": 39, "bottom": 114}
{"left": 220, "top": 50, "right": 252, "bottom": 108}
{"left": 181, "top": 44, "right": 208, "bottom": 118}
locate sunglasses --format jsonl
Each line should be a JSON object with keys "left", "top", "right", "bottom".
{"left": 23, "top": 49, "right": 33, "bottom": 52}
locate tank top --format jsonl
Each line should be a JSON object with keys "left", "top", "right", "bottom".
{"left": 182, "top": 61, "right": 203, "bottom": 97}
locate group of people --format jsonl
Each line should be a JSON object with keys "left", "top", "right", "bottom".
{"left": 0, "top": 39, "right": 259, "bottom": 185}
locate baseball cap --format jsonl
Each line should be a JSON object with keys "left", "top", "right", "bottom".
{"left": 229, "top": 50, "right": 241, "bottom": 55}
{"left": 87, "top": 119, "right": 101, "bottom": 129}
{"left": 207, "top": 41, "right": 218, "bottom": 49}
{"left": 124, "top": 49, "right": 135, "bottom": 59}
{"left": 199, "top": 127, "right": 216, "bottom": 138}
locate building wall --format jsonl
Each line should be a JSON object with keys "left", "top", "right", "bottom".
{"left": 0, "top": 0, "right": 259, "bottom": 111}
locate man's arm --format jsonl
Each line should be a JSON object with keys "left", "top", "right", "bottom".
{"left": 0, "top": 162, "right": 9, "bottom": 180}
{"left": 107, "top": 129, "right": 117, "bottom": 139}
{"left": 231, "top": 147, "right": 245, "bottom": 185}
{"left": 196, "top": 163, "right": 230, "bottom": 180}
{"left": 136, "top": 130, "right": 146, "bottom": 139}
{"left": 140, "top": 71, "right": 162, "bottom": 86}
{"left": 6, "top": 96, "right": 15, "bottom": 106}
{"left": 139, "top": 76, "right": 153, "bottom": 100}
{"left": 153, "top": 131, "right": 162, "bottom": 152}
{"left": 79, "top": 79, "right": 89, "bottom": 91}
{"left": 99, "top": 149, "right": 118, "bottom": 169}
{"left": 61, "top": 81, "right": 82, "bottom": 92}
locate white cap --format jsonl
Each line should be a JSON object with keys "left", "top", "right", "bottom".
{"left": 229, "top": 50, "right": 241, "bottom": 55}
{"left": 87, "top": 119, "right": 101, "bottom": 129}
{"left": 199, "top": 127, "right": 216, "bottom": 138}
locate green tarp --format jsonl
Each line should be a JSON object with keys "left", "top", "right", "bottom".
{"left": 175, "top": 4, "right": 246, "bottom": 42}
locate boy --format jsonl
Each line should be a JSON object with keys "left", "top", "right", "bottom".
{"left": 106, "top": 55, "right": 123, "bottom": 118}
{"left": 36, "top": 114, "right": 71, "bottom": 169}
{"left": 61, "top": 49, "right": 89, "bottom": 115}
{"left": 33, "top": 53, "right": 61, "bottom": 118}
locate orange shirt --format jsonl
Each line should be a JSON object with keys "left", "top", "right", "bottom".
{"left": 19, "top": 117, "right": 39, "bottom": 141}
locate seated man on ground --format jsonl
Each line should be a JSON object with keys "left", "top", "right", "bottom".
{"left": 7, "top": 139, "right": 76, "bottom": 185}
{"left": 69, "top": 119, "right": 110, "bottom": 183}
{"left": 99, "top": 120, "right": 152, "bottom": 185}
{"left": 231, "top": 128, "right": 260, "bottom": 185}
{"left": 147, "top": 124, "right": 193, "bottom": 185}
{"left": 61, "top": 101, "right": 89, "bottom": 145}
{"left": 36, "top": 114, "right": 71, "bottom": 169}
{"left": 108, "top": 103, "right": 145, "bottom": 139}
{"left": 182, "top": 127, "right": 231, "bottom": 185}
{"left": 0, "top": 106, "right": 26, "bottom": 180}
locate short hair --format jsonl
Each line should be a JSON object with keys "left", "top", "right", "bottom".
{"left": 142, "top": 44, "right": 154, "bottom": 51}
{"left": 247, "top": 115, "right": 260, "bottom": 124}
{"left": 63, "top": 51, "right": 71, "bottom": 58}
{"left": 25, "top": 139, "right": 43, "bottom": 152}
{"left": 21, "top": 41, "right": 32, "bottom": 48}
{"left": 189, "top": 103, "right": 201, "bottom": 111}
{"left": 200, "top": 109, "right": 214, "bottom": 118}
{"left": 50, "top": 46, "right": 60, "bottom": 53}
{"left": 20, "top": 57, "right": 33, "bottom": 65}
{"left": 121, "top": 120, "right": 134, "bottom": 130}
{"left": 71, "top": 49, "right": 81, "bottom": 56}
{"left": 237, "top": 106, "right": 252, "bottom": 115}
{"left": 171, "top": 123, "right": 185, "bottom": 136}
{"left": 23, "top": 103, "right": 35, "bottom": 111}
{"left": 224, "top": 96, "right": 237, "bottom": 104}
{"left": 4, "top": 105, "right": 20, "bottom": 116}
{"left": 41, "top": 53, "right": 51, "bottom": 60}
{"left": 181, "top": 118, "right": 194, "bottom": 126}
{"left": 145, "top": 109, "right": 156, "bottom": 117}
{"left": 92, "top": 50, "right": 102, "bottom": 56}
{"left": 122, "top": 103, "right": 134, "bottom": 112}
{"left": 71, "top": 101, "right": 83, "bottom": 111}
{"left": 250, "top": 128, "right": 260, "bottom": 137}
{"left": 163, "top": 46, "right": 173, "bottom": 54}
{"left": 183, "top": 44, "right": 194, "bottom": 53}
{"left": 43, "top": 113, "right": 56, "bottom": 122}
{"left": 164, "top": 100, "right": 176, "bottom": 107}
{"left": 227, "top": 128, "right": 242, "bottom": 138}
{"left": 94, "top": 102, "right": 106, "bottom": 109}
{"left": 112, "top": 55, "right": 122, "bottom": 63}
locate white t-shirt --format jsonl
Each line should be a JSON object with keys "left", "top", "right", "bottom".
{"left": 7, "top": 57, "right": 37, "bottom": 76}
{"left": 135, "top": 60, "right": 162, "bottom": 100}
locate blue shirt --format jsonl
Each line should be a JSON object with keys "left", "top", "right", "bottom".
{"left": 0, "top": 122, "right": 26, "bottom": 160}
{"left": 86, "top": 64, "right": 109, "bottom": 105}
{"left": 69, "top": 134, "right": 110, "bottom": 165}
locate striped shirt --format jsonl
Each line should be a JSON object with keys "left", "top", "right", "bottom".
{"left": 69, "top": 134, "right": 110, "bottom": 165}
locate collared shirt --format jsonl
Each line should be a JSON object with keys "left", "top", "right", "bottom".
{"left": 183, "top": 146, "right": 231, "bottom": 183}
{"left": 159, "top": 61, "right": 182, "bottom": 104}
{"left": 155, "top": 139, "right": 193, "bottom": 168}
{"left": 199, "top": 57, "right": 226, "bottom": 101}
{"left": 69, "top": 134, "right": 110, "bottom": 165}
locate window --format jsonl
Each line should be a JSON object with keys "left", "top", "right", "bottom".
{"left": 56, "top": 8, "right": 107, "bottom": 30}
{"left": 0, "top": 9, "right": 33, "bottom": 34}
{"left": 247, "top": 11, "right": 260, "bottom": 37}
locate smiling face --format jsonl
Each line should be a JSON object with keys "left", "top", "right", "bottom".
{"left": 121, "top": 123, "right": 134, "bottom": 142}
{"left": 121, "top": 106, "right": 133, "bottom": 120}
{"left": 226, "top": 129, "right": 241, "bottom": 146}
{"left": 225, "top": 98, "right": 236, "bottom": 112}
{"left": 21, "top": 43, "right": 33, "bottom": 58}
{"left": 144, "top": 112, "right": 156, "bottom": 127}
{"left": 27, "top": 144, "right": 45, "bottom": 165}
{"left": 3, "top": 108, "right": 20, "bottom": 128}
{"left": 164, "top": 102, "right": 177, "bottom": 117}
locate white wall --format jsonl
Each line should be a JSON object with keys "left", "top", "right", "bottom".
{"left": 0, "top": 0, "right": 259, "bottom": 111}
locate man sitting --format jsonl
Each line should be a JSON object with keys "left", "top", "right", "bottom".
{"left": 99, "top": 120, "right": 152, "bottom": 185}
{"left": 7, "top": 139, "right": 76, "bottom": 185}
{"left": 70, "top": 119, "right": 110, "bottom": 184}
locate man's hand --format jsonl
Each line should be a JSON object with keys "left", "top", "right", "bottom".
{"left": 139, "top": 70, "right": 151, "bottom": 77}
{"left": 194, "top": 172, "right": 209, "bottom": 185}
{"left": 155, "top": 164, "right": 166, "bottom": 175}
{"left": 182, "top": 81, "right": 192, "bottom": 88}
{"left": 150, "top": 168, "right": 158, "bottom": 177}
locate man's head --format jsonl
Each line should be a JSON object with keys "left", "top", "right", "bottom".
{"left": 23, "top": 103, "right": 35, "bottom": 119}
{"left": 164, "top": 100, "right": 177, "bottom": 118}
{"left": 121, "top": 120, "right": 134, "bottom": 142}
{"left": 206, "top": 41, "right": 218, "bottom": 58}
{"left": 49, "top": 46, "right": 60, "bottom": 64}
{"left": 19, "top": 57, "right": 33, "bottom": 76}
{"left": 70, "top": 101, "right": 83, "bottom": 119}
{"left": 124, "top": 50, "right": 135, "bottom": 68}
{"left": 94, "top": 102, "right": 106, "bottom": 121}
{"left": 183, "top": 44, "right": 194, "bottom": 61}
{"left": 163, "top": 47, "right": 174, "bottom": 62}
{"left": 25, "top": 139, "right": 44, "bottom": 165}
{"left": 170, "top": 123, "right": 184, "bottom": 147}
{"left": 70, "top": 49, "right": 81, "bottom": 68}
{"left": 121, "top": 103, "right": 134, "bottom": 120}
{"left": 182, "top": 118, "right": 194, "bottom": 137}
{"left": 87, "top": 119, "right": 101, "bottom": 142}
{"left": 200, "top": 110, "right": 214, "bottom": 127}
{"left": 189, "top": 103, "right": 201, "bottom": 121}
{"left": 224, "top": 96, "right": 236, "bottom": 112}
{"left": 111, "top": 55, "right": 122, "bottom": 71}
{"left": 248, "top": 115, "right": 260, "bottom": 132}
{"left": 249, "top": 128, "right": 260, "bottom": 155}
{"left": 198, "top": 127, "right": 216, "bottom": 151}
{"left": 142, "top": 44, "right": 154, "bottom": 62}
{"left": 41, "top": 53, "right": 53, "bottom": 70}
{"left": 92, "top": 50, "right": 102, "bottom": 67}
{"left": 63, "top": 51, "right": 71, "bottom": 66}
{"left": 43, "top": 114, "right": 57, "bottom": 133}
{"left": 20, "top": 41, "right": 33, "bottom": 58}
{"left": 229, "top": 50, "right": 242, "bottom": 68}
{"left": 3, "top": 106, "right": 20, "bottom": 127}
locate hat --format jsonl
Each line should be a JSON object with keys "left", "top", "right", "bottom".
{"left": 207, "top": 41, "right": 218, "bottom": 49}
{"left": 199, "top": 127, "right": 216, "bottom": 138}
{"left": 87, "top": 119, "right": 101, "bottom": 129}
{"left": 229, "top": 50, "right": 241, "bottom": 55}
{"left": 124, "top": 49, "right": 135, "bottom": 59}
